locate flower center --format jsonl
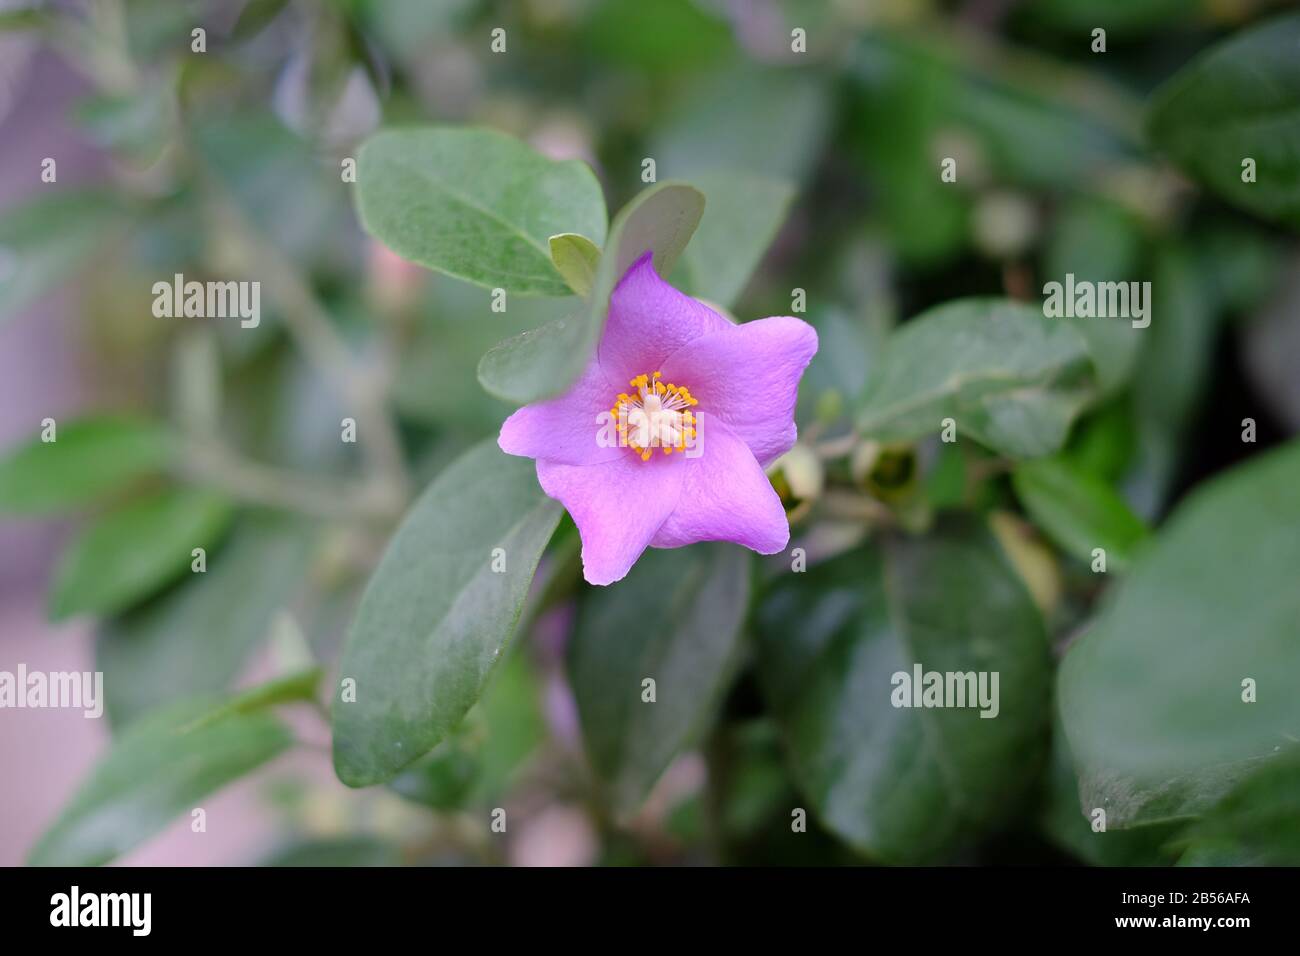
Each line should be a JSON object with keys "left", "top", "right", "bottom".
{"left": 610, "top": 371, "right": 698, "bottom": 461}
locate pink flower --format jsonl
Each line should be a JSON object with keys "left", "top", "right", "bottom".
{"left": 498, "top": 252, "right": 818, "bottom": 585}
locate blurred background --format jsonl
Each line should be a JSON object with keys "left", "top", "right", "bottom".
{"left": 1, "top": 0, "right": 1297, "bottom": 866}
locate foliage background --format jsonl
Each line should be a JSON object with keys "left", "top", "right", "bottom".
{"left": 0, "top": 0, "right": 1297, "bottom": 866}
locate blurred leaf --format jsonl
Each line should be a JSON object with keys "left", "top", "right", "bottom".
{"left": 1059, "top": 440, "right": 1300, "bottom": 827}
{"left": 1039, "top": 717, "right": 1184, "bottom": 866}
{"left": 856, "top": 299, "right": 1121, "bottom": 459}
{"left": 569, "top": 544, "right": 749, "bottom": 815}
{"left": 672, "top": 170, "right": 794, "bottom": 309}
{"left": 96, "top": 517, "right": 314, "bottom": 726}
{"left": 654, "top": 65, "right": 830, "bottom": 183}
{"left": 0, "top": 190, "right": 123, "bottom": 324}
{"left": 548, "top": 233, "right": 601, "bottom": 298}
{"left": 192, "top": 113, "right": 347, "bottom": 263}
{"left": 1012, "top": 456, "right": 1148, "bottom": 570}
{"left": 50, "top": 488, "right": 234, "bottom": 621}
{"left": 847, "top": 36, "right": 969, "bottom": 266}
{"left": 27, "top": 672, "right": 319, "bottom": 866}
{"left": 584, "top": 0, "right": 733, "bottom": 72}
{"left": 477, "top": 181, "right": 704, "bottom": 404}
{"left": 355, "top": 127, "right": 607, "bottom": 295}
{"left": 259, "top": 836, "right": 402, "bottom": 866}
{"left": 1176, "top": 747, "right": 1300, "bottom": 866}
{"left": 388, "top": 737, "right": 480, "bottom": 810}
{"left": 754, "top": 520, "right": 1051, "bottom": 862}
{"left": 1042, "top": 199, "right": 1144, "bottom": 394}
{"left": 1148, "top": 13, "right": 1300, "bottom": 230}
{"left": 0, "top": 416, "right": 173, "bottom": 514}
{"left": 1066, "top": 399, "right": 1135, "bottom": 483}
{"left": 1123, "top": 244, "right": 1220, "bottom": 518}
{"left": 332, "top": 440, "right": 562, "bottom": 786}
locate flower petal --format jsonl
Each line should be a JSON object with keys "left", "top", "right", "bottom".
{"left": 659, "top": 315, "right": 817, "bottom": 467}
{"left": 498, "top": 356, "right": 623, "bottom": 466}
{"left": 598, "top": 251, "right": 732, "bottom": 386}
{"left": 537, "top": 453, "right": 685, "bottom": 585}
{"left": 650, "top": 420, "right": 789, "bottom": 554}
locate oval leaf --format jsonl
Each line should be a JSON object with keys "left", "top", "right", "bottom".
{"left": 355, "top": 127, "right": 607, "bottom": 295}
{"left": 0, "top": 416, "right": 173, "bottom": 514}
{"left": 1147, "top": 13, "right": 1300, "bottom": 230}
{"left": 1059, "top": 440, "right": 1300, "bottom": 828}
{"left": 331, "top": 440, "right": 562, "bottom": 787}
{"left": 754, "top": 520, "right": 1052, "bottom": 862}
{"left": 856, "top": 299, "right": 1124, "bottom": 459}
{"left": 50, "top": 488, "right": 234, "bottom": 620}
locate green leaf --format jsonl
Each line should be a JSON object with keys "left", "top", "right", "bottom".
{"left": 1176, "top": 747, "right": 1300, "bottom": 866}
{"left": 27, "top": 672, "right": 319, "bottom": 866}
{"left": 1059, "top": 440, "right": 1300, "bottom": 828}
{"left": 1148, "top": 13, "right": 1300, "bottom": 230}
{"left": 0, "top": 416, "right": 173, "bottom": 514}
{"left": 856, "top": 299, "right": 1119, "bottom": 459}
{"left": 96, "top": 517, "right": 314, "bottom": 726}
{"left": 477, "top": 181, "right": 704, "bottom": 404}
{"left": 1039, "top": 717, "right": 1184, "bottom": 866}
{"left": 569, "top": 544, "right": 750, "bottom": 815}
{"left": 754, "top": 520, "right": 1052, "bottom": 862}
{"left": 0, "top": 190, "right": 123, "bottom": 323}
{"left": 389, "top": 645, "right": 546, "bottom": 809}
{"left": 672, "top": 170, "right": 795, "bottom": 309}
{"left": 332, "top": 440, "right": 562, "bottom": 787}
{"left": 355, "top": 127, "right": 608, "bottom": 295}
{"left": 548, "top": 233, "right": 601, "bottom": 298}
{"left": 1012, "top": 456, "right": 1148, "bottom": 570}
{"left": 1123, "top": 245, "right": 1220, "bottom": 519}
{"left": 49, "top": 488, "right": 234, "bottom": 621}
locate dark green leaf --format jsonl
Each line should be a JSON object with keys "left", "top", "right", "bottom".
{"left": 355, "top": 127, "right": 607, "bottom": 295}
{"left": 1148, "top": 13, "right": 1300, "bottom": 230}
{"left": 1176, "top": 747, "right": 1300, "bottom": 866}
{"left": 332, "top": 440, "right": 562, "bottom": 786}
{"left": 569, "top": 544, "right": 750, "bottom": 814}
{"left": 856, "top": 299, "right": 1121, "bottom": 458}
{"left": 1012, "top": 456, "right": 1148, "bottom": 570}
{"left": 1059, "top": 440, "right": 1300, "bottom": 827}
{"left": 754, "top": 520, "right": 1052, "bottom": 862}
{"left": 0, "top": 416, "right": 173, "bottom": 514}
